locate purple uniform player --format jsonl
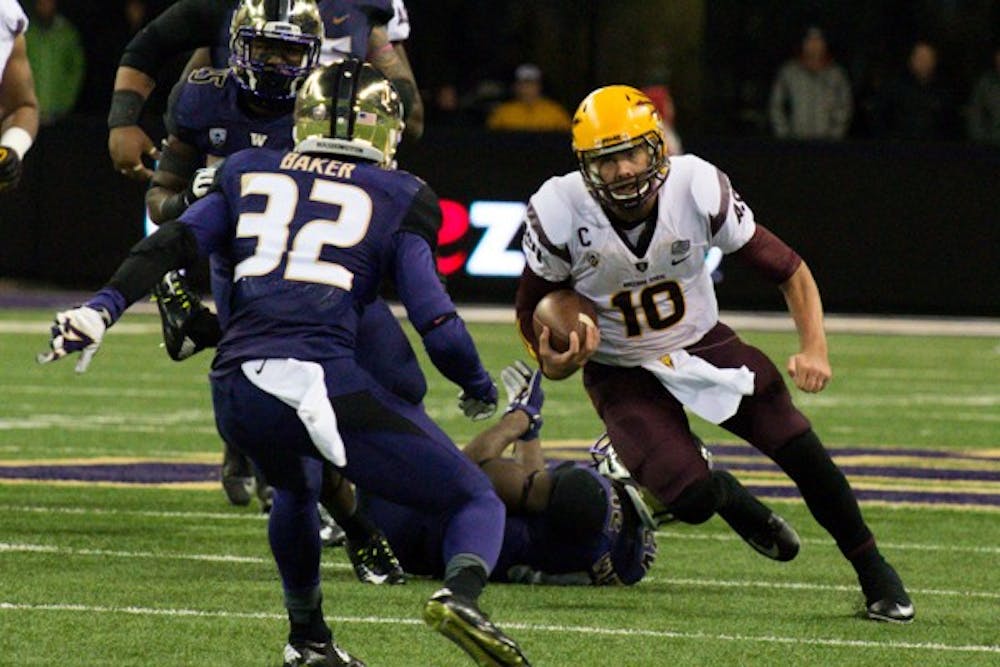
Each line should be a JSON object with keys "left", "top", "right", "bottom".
{"left": 39, "top": 60, "right": 529, "bottom": 667}
{"left": 364, "top": 461, "right": 657, "bottom": 586}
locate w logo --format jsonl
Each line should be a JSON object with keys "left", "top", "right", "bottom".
{"left": 249, "top": 132, "right": 268, "bottom": 147}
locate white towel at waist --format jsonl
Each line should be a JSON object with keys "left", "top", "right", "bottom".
{"left": 640, "top": 350, "right": 755, "bottom": 424}
{"left": 241, "top": 359, "right": 346, "bottom": 467}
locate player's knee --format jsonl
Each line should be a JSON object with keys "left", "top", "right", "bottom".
{"left": 668, "top": 476, "right": 722, "bottom": 525}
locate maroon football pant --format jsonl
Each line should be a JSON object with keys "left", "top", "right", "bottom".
{"left": 583, "top": 322, "right": 811, "bottom": 506}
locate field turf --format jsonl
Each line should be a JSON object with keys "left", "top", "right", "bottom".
{"left": 1, "top": 310, "right": 997, "bottom": 666}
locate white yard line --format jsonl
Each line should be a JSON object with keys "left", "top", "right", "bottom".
{"left": 0, "top": 599, "right": 997, "bottom": 654}
{"left": 1, "top": 540, "right": 998, "bottom": 601}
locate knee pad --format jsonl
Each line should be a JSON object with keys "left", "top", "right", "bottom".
{"left": 668, "top": 475, "right": 721, "bottom": 525}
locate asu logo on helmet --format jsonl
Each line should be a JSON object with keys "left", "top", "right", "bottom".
{"left": 572, "top": 85, "right": 670, "bottom": 215}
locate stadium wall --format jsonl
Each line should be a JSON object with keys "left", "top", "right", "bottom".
{"left": 1, "top": 120, "right": 996, "bottom": 316}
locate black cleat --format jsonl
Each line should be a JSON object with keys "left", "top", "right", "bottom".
{"left": 152, "top": 270, "right": 211, "bottom": 361}
{"left": 859, "top": 557, "right": 914, "bottom": 623}
{"left": 346, "top": 531, "right": 405, "bottom": 584}
{"left": 221, "top": 443, "right": 253, "bottom": 507}
{"left": 423, "top": 588, "right": 530, "bottom": 666}
{"left": 744, "top": 512, "right": 801, "bottom": 562}
{"left": 282, "top": 639, "right": 366, "bottom": 666}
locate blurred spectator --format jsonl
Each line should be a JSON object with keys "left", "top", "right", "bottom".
{"left": 872, "top": 40, "right": 957, "bottom": 140}
{"left": 640, "top": 83, "right": 683, "bottom": 154}
{"left": 966, "top": 46, "right": 1000, "bottom": 147}
{"left": 486, "top": 63, "right": 571, "bottom": 132}
{"left": 124, "top": 0, "right": 149, "bottom": 36}
{"left": 24, "top": 0, "right": 83, "bottom": 124}
{"left": 424, "top": 83, "right": 476, "bottom": 127}
{"left": 768, "top": 26, "right": 852, "bottom": 140}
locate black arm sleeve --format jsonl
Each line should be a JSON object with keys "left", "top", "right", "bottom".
{"left": 119, "top": 0, "right": 234, "bottom": 76}
{"left": 106, "top": 220, "right": 201, "bottom": 305}
{"left": 398, "top": 183, "right": 442, "bottom": 251}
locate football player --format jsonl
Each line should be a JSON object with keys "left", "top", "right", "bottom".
{"left": 147, "top": 0, "right": 439, "bottom": 518}
{"left": 515, "top": 85, "right": 913, "bottom": 623}
{"left": 39, "top": 60, "right": 527, "bottom": 667}
{"left": 0, "top": 0, "right": 38, "bottom": 192}
{"left": 107, "top": 0, "right": 421, "bottom": 181}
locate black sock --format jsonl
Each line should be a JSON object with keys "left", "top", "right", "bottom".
{"left": 286, "top": 588, "right": 331, "bottom": 644}
{"left": 773, "top": 430, "right": 874, "bottom": 560}
{"left": 713, "top": 470, "right": 774, "bottom": 539}
{"left": 444, "top": 562, "right": 488, "bottom": 601}
{"left": 337, "top": 508, "right": 378, "bottom": 544}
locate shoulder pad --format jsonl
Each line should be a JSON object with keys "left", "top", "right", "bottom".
{"left": 528, "top": 172, "right": 588, "bottom": 247}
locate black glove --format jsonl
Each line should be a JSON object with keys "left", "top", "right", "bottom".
{"left": 0, "top": 146, "right": 22, "bottom": 192}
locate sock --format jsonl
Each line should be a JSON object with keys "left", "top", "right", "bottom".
{"left": 773, "top": 430, "right": 875, "bottom": 560}
{"left": 713, "top": 470, "right": 774, "bottom": 539}
{"left": 285, "top": 586, "right": 331, "bottom": 644}
{"left": 339, "top": 508, "right": 378, "bottom": 544}
{"left": 443, "top": 555, "right": 488, "bottom": 601}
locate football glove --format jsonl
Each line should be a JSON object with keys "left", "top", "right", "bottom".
{"left": 501, "top": 360, "right": 544, "bottom": 440}
{"left": 457, "top": 377, "right": 498, "bottom": 421}
{"left": 188, "top": 164, "right": 219, "bottom": 200}
{"left": 0, "top": 146, "right": 22, "bottom": 192}
{"left": 36, "top": 306, "right": 111, "bottom": 373}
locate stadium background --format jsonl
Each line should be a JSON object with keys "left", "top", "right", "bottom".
{"left": 0, "top": 0, "right": 997, "bottom": 315}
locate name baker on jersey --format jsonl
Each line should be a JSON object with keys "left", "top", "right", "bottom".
{"left": 280, "top": 151, "right": 358, "bottom": 179}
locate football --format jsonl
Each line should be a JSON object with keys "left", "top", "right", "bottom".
{"left": 532, "top": 290, "right": 598, "bottom": 353}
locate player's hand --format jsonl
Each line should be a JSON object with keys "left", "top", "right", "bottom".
{"left": 537, "top": 323, "right": 599, "bottom": 380}
{"left": 787, "top": 350, "right": 831, "bottom": 393}
{"left": 36, "top": 307, "right": 111, "bottom": 374}
{"left": 458, "top": 377, "right": 498, "bottom": 421}
{"left": 501, "top": 360, "right": 544, "bottom": 440}
{"left": 0, "top": 146, "right": 22, "bottom": 192}
{"left": 109, "top": 125, "right": 160, "bottom": 181}
{"left": 188, "top": 165, "right": 219, "bottom": 200}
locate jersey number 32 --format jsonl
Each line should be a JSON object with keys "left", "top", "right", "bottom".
{"left": 233, "top": 173, "right": 372, "bottom": 290}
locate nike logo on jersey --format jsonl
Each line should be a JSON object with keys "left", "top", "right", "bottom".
{"left": 255, "top": 360, "right": 267, "bottom": 374}
{"left": 331, "top": 14, "right": 349, "bottom": 25}
{"left": 671, "top": 254, "right": 691, "bottom": 265}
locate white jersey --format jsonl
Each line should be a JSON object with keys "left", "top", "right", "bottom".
{"left": 0, "top": 0, "right": 27, "bottom": 78}
{"left": 387, "top": 0, "right": 410, "bottom": 42}
{"left": 522, "top": 154, "right": 756, "bottom": 366}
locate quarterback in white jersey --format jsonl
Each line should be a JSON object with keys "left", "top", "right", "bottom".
{"left": 516, "top": 85, "right": 914, "bottom": 624}
{"left": 525, "top": 154, "right": 754, "bottom": 367}
{"left": 0, "top": 0, "right": 36, "bottom": 192}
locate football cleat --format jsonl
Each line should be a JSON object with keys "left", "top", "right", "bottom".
{"left": 743, "top": 512, "right": 801, "bottom": 562}
{"left": 282, "top": 639, "right": 366, "bottom": 667}
{"left": 221, "top": 443, "right": 254, "bottom": 507}
{"left": 152, "top": 270, "right": 210, "bottom": 361}
{"left": 423, "top": 588, "right": 530, "bottom": 666}
{"left": 318, "top": 505, "right": 346, "bottom": 548}
{"left": 346, "top": 531, "right": 405, "bottom": 585}
{"left": 859, "top": 557, "right": 914, "bottom": 623}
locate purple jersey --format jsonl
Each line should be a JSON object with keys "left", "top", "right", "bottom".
{"left": 169, "top": 68, "right": 295, "bottom": 161}
{"left": 180, "top": 147, "right": 437, "bottom": 369}
{"left": 364, "top": 463, "right": 658, "bottom": 585}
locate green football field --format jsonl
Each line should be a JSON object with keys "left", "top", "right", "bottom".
{"left": 1, "top": 310, "right": 998, "bottom": 666}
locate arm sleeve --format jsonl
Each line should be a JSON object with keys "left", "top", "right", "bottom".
{"left": 730, "top": 224, "right": 802, "bottom": 284}
{"left": 104, "top": 220, "right": 202, "bottom": 306}
{"left": 118, "top": 0, "right": 231, "bottom": 76}
{"left": 394, "top": 232, "right": 492, "bottom": 394}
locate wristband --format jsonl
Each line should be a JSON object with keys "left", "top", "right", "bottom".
{"left": 0, "top": 126, "right": 33, "bottom": 159}
{"left": 107, "top": 89, "right": 146, "bottom": 129}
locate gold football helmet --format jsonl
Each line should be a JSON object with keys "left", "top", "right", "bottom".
{"left": 571, "top": 85, "right": 669, "bottom": 214}
{"left": 229, "top": 0, "right": 324, "bottom": 102}
{"left": 293, "top": 59, "right": 405, "bottom": 168}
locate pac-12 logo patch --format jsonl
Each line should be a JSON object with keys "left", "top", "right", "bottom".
{"left": 208, "top": 128, "right": 227, "bottom": 149}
